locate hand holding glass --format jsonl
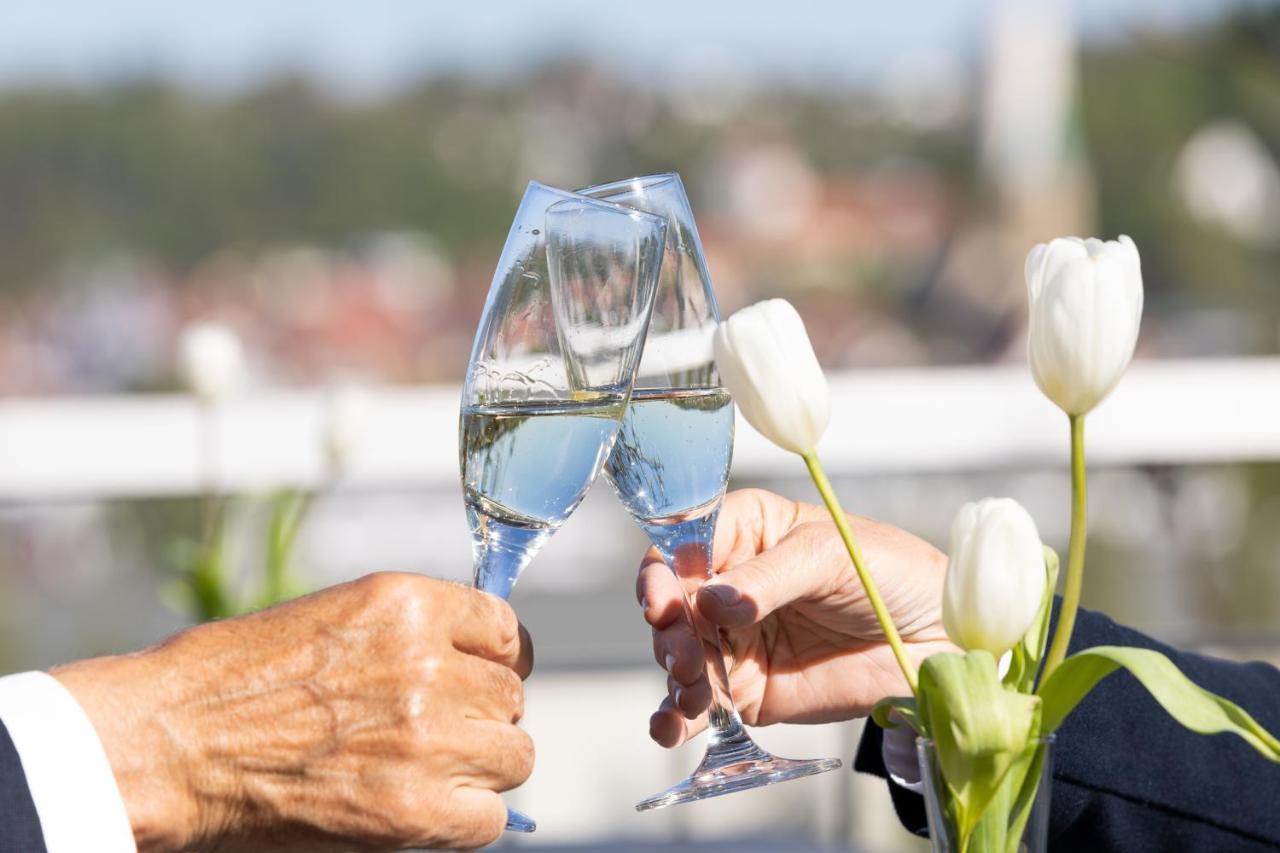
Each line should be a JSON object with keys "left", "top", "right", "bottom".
{"left": 580, "top": 173, "right": 842, "bottom": 811}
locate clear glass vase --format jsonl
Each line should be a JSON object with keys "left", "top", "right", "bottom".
{"left": 916, "top": 735, "right": 1055, "bottom": 853}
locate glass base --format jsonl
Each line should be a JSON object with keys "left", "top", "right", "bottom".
{"left": 505, "top": 807, "right": 536, "bottom": 832}
{"left": 635, "top": 749, "right": 842, "bottom": 812}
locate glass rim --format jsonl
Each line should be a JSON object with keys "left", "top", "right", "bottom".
{"left": 526, "top": 180, "right": 666, "bottom": 229}
{"left": 916, "top": 733, "right": 1056, "bottom": 749}
{"left": 574, "top": 172, "right": 683, "bottom": 198}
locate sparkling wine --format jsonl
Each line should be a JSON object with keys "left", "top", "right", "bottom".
{"left": 460, "top": 397, "right": 624, "bottom": 596}
{"left": 605, "top": 387, "right": 734, "bottom": 545}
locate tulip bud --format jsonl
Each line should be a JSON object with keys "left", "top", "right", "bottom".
{"left": 178, "top": 322, "right": 245, "bottom": 404}
{"left": 712, "top": 299, "right": 830, "bottom": 454}
{"left": 942, "top": 498, "right": 1047, "bottom": 658}
{"left": 1025, "top": 235, "right": 1144, "bottom": 416}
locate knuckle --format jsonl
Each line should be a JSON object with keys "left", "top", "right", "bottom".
{"left": 397, "top": 684, "right": 431, "bottom": 725}
{"left": 359, "top": 572, "right": 433, "bottom": 630}
{"left": 466, "top": 588, "right": 518, "bottom": 641}
{"left": 358, "top": 570, "right": 415, "bottom": 601}
{"left": 508, "top": 727, "right": 536, "bottom": 783}
{"left": 411, "top": 653, "right": 446, "bottom": 690}
{"left": 491, "top": 665, "right": 524, "bottom": 720}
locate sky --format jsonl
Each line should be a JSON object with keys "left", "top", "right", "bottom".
{"left": 0, "top": 0, "right": 1259, "bottom": 96}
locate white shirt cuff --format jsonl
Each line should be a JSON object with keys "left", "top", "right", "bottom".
{"left": 0, "top": 671, "right": 136, "bottom": 853}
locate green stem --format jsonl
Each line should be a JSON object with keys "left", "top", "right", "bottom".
{"left": 803, "top": 450, "right": 918, "bottom": 695}
{"left": 1040, "top": 413, "right": 1086, "bottom": 686}
{"left": 265, "top": 490, "right": 315, "bottom": 606}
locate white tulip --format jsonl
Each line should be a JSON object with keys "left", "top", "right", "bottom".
{"left": 324, "top": 385, "right": 371, "bottom": 476}
{"left": 942, "top": 498, "right": 1048, "bottom": 658}
{"left": 1025, "top": 235, "right": 1144, "bottom": 416}
{"left": 712, "top": 298, "right": 831, "bottom": 455}
{"left": 178, "top": 322, "right": 245, "bottom": 404}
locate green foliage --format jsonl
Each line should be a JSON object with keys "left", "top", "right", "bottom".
{"left": 260, "top": 489, "right": 313, "bottom": 610}
{"left": 871, "top": 695, "right": 920, "bottom": 732}
{"left": 916, "top": 651, "right": 1042, "bottom": 852}
{"left": 1037, "top": 645, "right": 1280, "bottom": 761}
{"left": 1004, "top": 546, "right": 1059, "bottom": 693}
{"left": 168, "top": 489, "right": 313, "bottom": 621}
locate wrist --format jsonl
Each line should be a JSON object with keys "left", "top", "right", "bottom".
{"left": 53, "top": 648, "right": 205, "bottom": 852}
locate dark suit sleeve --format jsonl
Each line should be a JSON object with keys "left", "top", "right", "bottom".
{"left": 854, "top": 600, "right": 1280, "bottom": 852}
{"left": 0, "top": 719, "right": 49, "bottom": 852}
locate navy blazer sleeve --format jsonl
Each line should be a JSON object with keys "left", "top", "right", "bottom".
{"left": 854, "top": 602, "right": 1280, "bottom": 851}
{"left": 0, "top": 719, "right": 49, "bottom": 852}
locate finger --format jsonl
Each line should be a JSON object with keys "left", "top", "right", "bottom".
{"left": 515, "top": 622, "right": 534, "bottom": 680}
{"left": 697, "top": 522, "right": 841, "bottom": 629}
{"left": 637, "top": 558, "right": 688, "bottom": 631}
{"left": 456, "top": 719, "right": 536, "bottom": 792}
{"left": 446, "top": 787, "right": 509, "bottom": 851}
{"left": 635, "top": 546, "right": 662, "bottom": 605}
{"left": 710, "top": 488, "right": 818, "bottom": 573}
{"left": 651, "top": 619, "right": 705, "bottom": 686}
{"left": 452, "top": 589, "right": 524, "bottom": 669}
{"left": 461, "top": 655, "right": 525, "bottom": 723}
{"left": 667, "top": 671, "right": 711, "bottom": 719}
{"left": 649, "top": 695, "right": 709, "bottom": 749}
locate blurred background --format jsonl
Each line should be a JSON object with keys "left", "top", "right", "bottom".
{"left": 3, "top": 0, "right": 1280, "bottom": 849}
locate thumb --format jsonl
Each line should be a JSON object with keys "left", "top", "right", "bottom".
{"left": 696, "top": 523, "right": 836, "bottom": 628}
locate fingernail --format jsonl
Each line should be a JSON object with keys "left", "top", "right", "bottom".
{"left": 640, "top": 595, "right": 649, "bottom": 612}
{"left": 664, "top": 653, "right": 676, "bottom": 673}
{"left": 704, "top": 583, "right": 741, "bottom": 608}
{"left": 674, "top": 686, "right": 684, "bottom": 707}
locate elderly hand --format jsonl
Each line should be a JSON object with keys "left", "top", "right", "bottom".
{"left": 639, "top": 488, "right": 955, "bottom": 747}
{"left": 53, "top": 573, "right": 533, "bottom": 852}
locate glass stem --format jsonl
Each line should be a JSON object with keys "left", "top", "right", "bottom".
{"left": 470, "top": 514, "right": 549, "bottom": 600}
{"left": 694, "top": 605, "right": 756, "bottom": 756}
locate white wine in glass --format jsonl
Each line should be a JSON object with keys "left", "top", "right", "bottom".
{"left": 459, "top": 182, "right": 666, "bottom": 830}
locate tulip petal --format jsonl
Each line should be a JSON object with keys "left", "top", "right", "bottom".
{"left": 1026, "top": 235, "right": 1143, "bottom": 415}
{"left": 1025, "top": 237, "right": 1087, "bottom": 303}
{"left": 713, "top": 299, "right": 830, "bottom": 454}
{"left": 942, "top": 498, "right": 1047, "bottom": 657}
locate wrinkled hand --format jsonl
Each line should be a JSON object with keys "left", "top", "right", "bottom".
{"left": 54, "top": 573, "right": 533, "bottom": 852}
{"left": 639, "top": 488, "right": 955, "bottom": 748}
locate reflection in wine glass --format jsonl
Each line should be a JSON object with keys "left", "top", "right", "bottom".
{"left": 459, "top": 182, "right": 666, "bottom": 831}
{"left": 580, "top": 173, "right": 842, "bottom": 811}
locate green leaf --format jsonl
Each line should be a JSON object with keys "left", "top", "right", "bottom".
{"left": 871, "top": 696, "right": 922, "bottom": 735}
{"left": 261, "top": 488, "right": 313, "bottom": 608}
{"left": 1001, "top": 739, "right": 1050, "bottom": 853}
{"left": 1004, "top": 545, "right": 1059, "bottom": 693}
{"left": 1038, "top": 646, "right": 1280, "bottom": 761}
{"left": 917, "top": 651, "right": 1042, "bottom": 848}
{"left": 966, "top": 738, "right": 1042, "bottom": 853}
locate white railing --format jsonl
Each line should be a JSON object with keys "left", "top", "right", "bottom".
{"left": 2, "top": 357, "right": 1280, "bottom": 500}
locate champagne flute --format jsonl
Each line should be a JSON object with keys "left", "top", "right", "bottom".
{"left": 459, "top": 182, "right": 666, "bottom": 832}
{"left": 579, "top": 173, "right": 842, "bottom": 811}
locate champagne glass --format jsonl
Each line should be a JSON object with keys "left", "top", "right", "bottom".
{"left": 579, "top": 173, "right": 842, "bottom": 811}
{"left": 459, "top": 182, "right": 666, "bottom": 832}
